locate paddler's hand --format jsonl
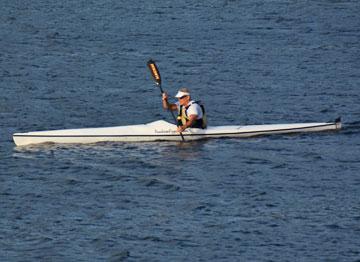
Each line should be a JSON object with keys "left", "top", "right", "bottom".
{"left": 162, "top": 92, "right": 168, "bottom": 101}
{"left": 162, "top": 92, "right": 169, "bottom": 110}
{"left": 177, "top": 125, "right": 186, "bottom": 133}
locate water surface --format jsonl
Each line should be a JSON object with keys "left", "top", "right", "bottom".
{"left": 1, "top": 0, "right": 360, "bottom": 261}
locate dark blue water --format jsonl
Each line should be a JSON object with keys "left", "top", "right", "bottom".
{"left": 1, "top": 1, "right": 360, "bottom": 261}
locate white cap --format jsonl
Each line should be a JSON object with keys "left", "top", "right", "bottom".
{"left": 175, "top": 90, "right": 190, "bottom": 98}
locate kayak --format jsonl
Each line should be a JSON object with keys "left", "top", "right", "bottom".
{"left": 13, "top": 118, "right": 341, "bottom": 146}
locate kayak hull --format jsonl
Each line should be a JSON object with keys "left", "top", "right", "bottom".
{"left": 13, "top": 119, "right": 341, "bottom": 146}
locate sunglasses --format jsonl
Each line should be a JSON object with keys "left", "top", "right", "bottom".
{"left": 179, "top": 95, "right": 188, "bottom": 100}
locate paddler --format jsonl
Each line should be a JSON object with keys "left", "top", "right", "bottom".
{"left": 162, "top": 88, "right": 207, "bottom": 132}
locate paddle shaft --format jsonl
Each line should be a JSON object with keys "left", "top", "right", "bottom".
{"left": 159, "top": 85, "right": 185, "bottom": 141}
{"left": 147, "top": 60, "right": 185, "bottom": 141}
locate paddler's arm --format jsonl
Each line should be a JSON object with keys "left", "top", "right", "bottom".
{"left": 177, "top": 114, "right": 198, "bottom": 132}
{"left": 162, "top": 93, "right": 177, "bottom": 111}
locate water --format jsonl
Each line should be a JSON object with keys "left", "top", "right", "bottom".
{"left": 1, "top": 0, "right": 360, "bottom": 261}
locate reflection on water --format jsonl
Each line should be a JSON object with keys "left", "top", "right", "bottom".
{"left": 11, "top": 140, "right": 210, "bottom": 172}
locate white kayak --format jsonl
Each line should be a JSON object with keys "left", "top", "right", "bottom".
{"left": 13, "top": 118, "right": 341, "bottom": 146}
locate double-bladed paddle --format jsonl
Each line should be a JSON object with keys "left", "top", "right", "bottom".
{"left": 147, "top": 59, "right": 185, "bottom": 141}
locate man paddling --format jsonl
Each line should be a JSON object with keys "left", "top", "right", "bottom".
{"left": 162, "top": 88, "right": 207, "bottom": 132}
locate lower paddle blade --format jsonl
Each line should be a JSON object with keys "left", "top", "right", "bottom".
{"left": 147, "top": 59, "right": 161, "bottom": 86}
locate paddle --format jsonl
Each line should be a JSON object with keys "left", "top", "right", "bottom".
{"left": 147, "top": 59, "right": 185, "bottom": 141}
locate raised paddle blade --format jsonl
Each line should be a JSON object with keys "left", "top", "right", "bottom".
{"left": 147, "top": 59, "right": 161, "bottom": 86}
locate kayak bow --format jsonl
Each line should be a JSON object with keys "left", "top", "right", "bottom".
{"left": 13, "top": 118, "right": 341, "bottom": 146}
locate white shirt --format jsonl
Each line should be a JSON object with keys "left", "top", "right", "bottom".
{"left": 175, "top": 100, "right": 203, "bottom": 119}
